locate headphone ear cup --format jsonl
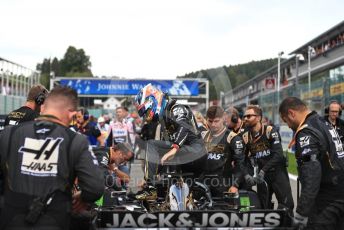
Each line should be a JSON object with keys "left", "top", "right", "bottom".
{"left": 231, "top": 115, "right": 238, "bottom": 124}
{"left": 83, "top": 109, "right": 89, "bottom": 121}
{"left": 324, "top": 106, "right": 328, "bottom": 116}
{"left": 35, "top": 92, "right": 45, "bottom": 106}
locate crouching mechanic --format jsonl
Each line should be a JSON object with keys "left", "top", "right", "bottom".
{"left": 93, "top": 143, "right": 134, "bottom": 189}
{"left": 134, "top": 84, "right": 207, "bottom": 199}
{"left": 0, "top": 86, "right": 104, "bottom": 230}
{"left": 202, "top": 106, "right": 245, "bottom": 197}
{"left": 280, "top": 97, "right": 344, "bottom": 229}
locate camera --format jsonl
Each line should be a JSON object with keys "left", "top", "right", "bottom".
{"left": 25, "top": 197, "right": 45, "bottom": 225}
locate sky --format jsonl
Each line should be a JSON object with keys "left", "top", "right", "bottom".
{"left": 1, "top": 0, "right": 343, "bottom": 79}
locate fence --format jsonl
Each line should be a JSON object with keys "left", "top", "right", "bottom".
{"left": 258, "top": 64, "right": 344, "bottom": 123}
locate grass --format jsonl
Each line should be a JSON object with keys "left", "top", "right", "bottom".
{"left": 286, "top": 151, "right": 298, "bottom": 175}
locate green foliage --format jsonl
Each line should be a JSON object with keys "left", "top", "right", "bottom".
{"left": 36, "top": 46, "right": 93, "bottom": 88}
{"left": 287, "top": 152, "right": 298, "bottom": 175}
{"left": 40, "top": 73, "right": 50, "bottom": 89}
{"left": 178, "top": 59, "right": 278, "bottom": 100}
{"left": 60, "top": 46, "right": 92, "bottom": 75}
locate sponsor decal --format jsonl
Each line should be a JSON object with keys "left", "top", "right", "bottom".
{"left": 299, "top": 136, "right": 310, "bottom": 148}
{"left": 99, "top": 211, "right": 283, "bottom": 228}
{"left": 36, "top": 128, "right": 51, "bottom": 134}
{"left": 207, "top": 152, "right": 223, "bottom": 160}
{"left": 301, "top": 148, "right": 312, "bottom": 155}
{"left": 329, "top": 129, "right": 344, "bottom": 158}
{"left": 271, "top": 132, "right": 278, "bottom": 138}
{"left": 255, "top": 150, "right": 271, "bottom": 159}
{"left": 173, "top": 107, "right": 185, "bottom": 121}
{"left": 9, "top": 120, "right": 19, "bottom": 125}
{"left": 235, "top": 141, "right": 243, "bottom": 149}
{"left": 114, "top": 130, "right": 127, "bottom": 135}
{"left": 19, "top": 137, "right": 63, "bottom": 176}
{"left": 271, "top": 132, "right": 280, "bottom": 144}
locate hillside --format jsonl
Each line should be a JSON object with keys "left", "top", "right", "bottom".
{"left": 177, "top": 58, "right": 278, "bottom": 100}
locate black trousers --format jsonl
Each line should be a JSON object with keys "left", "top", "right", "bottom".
{"left": 144, "top": 140, "right": 207, "bottom": 183}
{"left": 2, "top": 214, "right": 62, "bottom": 230}
{"left": 256, "top": 167, "right": 294, "bottom": 214}
{"left": 306, "top": 195, "right": 344, "bottom": 230}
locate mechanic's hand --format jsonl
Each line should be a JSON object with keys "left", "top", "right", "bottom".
{"left": 72, "top": 191, "right": 90, "bottom": 213}
{"left": 253, "top": 170, "right": 265, "bottom": 184}
{"left": 244, "top": 174, "right": 256, "bottom": 187}
{"left": 292, "top": 212, "right": 308, "bottom": 229}
{"left": 161, "top": 148, "right": 177, "bottom": 165}
{"left": 228, "top": 186, "right": 238, "bottom": 194}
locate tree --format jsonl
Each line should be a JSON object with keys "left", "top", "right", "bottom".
{"left": 51, "top": 57, "right": 61, "bottom": 76}
{"left": 36, "top": 46, "right": 93, "bottom": 88}
{"left": 60, "top": 46, "right": 93, "bottom": 76}
{"left": 36, "top": 58, "right": 51, "bottom": 75}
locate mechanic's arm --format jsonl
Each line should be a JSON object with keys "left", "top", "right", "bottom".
{"left": 170, "top": 105, "right": 191, "bottom": 147}
{"left": 92, "top": 126, "right": 104, "bottom": 146}
{"left": 228, "top": 135, "right": 251, "bottom": 188}
{"left": 261, "top": 128, "right": 286, "bottom": 172}
{"left": 295, "top": 129, "right": 322, "bottom": 217}
{"left": 72, "top": 135, "right": 104, "bottom": 202}
{"left": 109, "top": 164, "right": 130, "bottom": 183}
{"left": 230, "top": 135, "right": 246, "bottom": 179}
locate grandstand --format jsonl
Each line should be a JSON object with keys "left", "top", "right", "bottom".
{"left": 222, "top": 20, "right": 344, "bottom": 125}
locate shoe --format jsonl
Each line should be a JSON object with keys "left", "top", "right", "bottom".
{"left": 135, "top": 185, "right": 157, "bottom": 201}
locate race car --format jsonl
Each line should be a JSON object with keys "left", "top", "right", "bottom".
{"left": 93, "top": 170, "right": 293, "bottom": 229}
{"left": 87, "top": 145, "right": 293, "bottom": 229}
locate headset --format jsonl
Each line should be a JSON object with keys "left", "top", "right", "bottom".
{"left": 78, "top": 107, "right": 90, "bottom": 121}
{"left": 231, "top": 112, "right": 239, "bottom": 124}
{"left": 35, "top": 88, "right": 49, "bottom": 106}
{"left": 326, "top": 100, "right": 342, "bottom": 116}
{"left": 226, "top": 107, "right": 241, "bottom": 124}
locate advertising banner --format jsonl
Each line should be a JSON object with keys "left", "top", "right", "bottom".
{"left": 59, "top": 79, "right": 199, "bottom": 96}
{"left": 97, "top": 210, "right": 290, "bottom": 228}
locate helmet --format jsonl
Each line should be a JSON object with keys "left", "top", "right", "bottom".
{"left": 134, "top": 84, "right": 166, "bottom": 122}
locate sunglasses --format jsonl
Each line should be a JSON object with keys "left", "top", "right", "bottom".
{"left": 243, "top": 114, "right": 258, "bottom": 119}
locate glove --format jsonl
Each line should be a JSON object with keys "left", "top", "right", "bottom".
{"left": 253, "top": 170, "right": 265, "bottom": 184}
{"left": 293, "top": 212, "right": 308, "bottom": 229}
{"left": 244, "top": 174, "right": 256, "bottom": 187}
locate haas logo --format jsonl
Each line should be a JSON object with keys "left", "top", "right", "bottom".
{"left": 207, "top": 153, "right": 223, "bottom": 160}
{"left": 19, "top": 137, "right": 64, "bottom": 177}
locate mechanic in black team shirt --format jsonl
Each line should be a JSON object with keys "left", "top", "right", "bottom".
{"left": 4, "top": 84, "right": 48, "bottom": 126}
{"left": 280, "top": 97, "right": 344, "bottom": 229}
{"left": 1, "top": 84, "right": 48, "bottom": 217}
{"left": 93, "top": 143, "right": 134, "bottom": 188}
{"left": 324, "top": 100, "right": 344, "bottom": 143}
{"left": 224, "top": 106, "right": 245, "bottom": 134}
{"left": 240, "top": 105, "right": 294, "bottom": 213}
{"left": 0, "top": 86, "right": 104, "bottom": 230}
{"left": 202, "top": 106, "right": 244, "bottom": 197}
